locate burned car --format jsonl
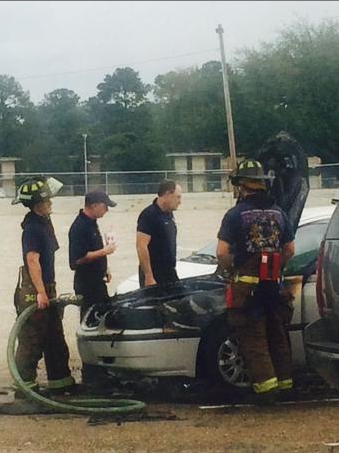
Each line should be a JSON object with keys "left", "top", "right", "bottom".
{"left": 77, "top": 131, "right": 312, "bottom": 390}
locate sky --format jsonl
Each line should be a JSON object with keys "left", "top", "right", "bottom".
{"left": 2, "top": 1, "right": 339, "bottom": 104}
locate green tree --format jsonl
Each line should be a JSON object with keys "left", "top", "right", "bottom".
{"left": 102, "top": 131, "right": 166, "bottom": 171}
{"left": 232, "top": 19, "right": 339, "bottom": 161}
{"left": 87, "top": 67, "right": 165, "bottom": 171}
{"left": 32, "top": 88, "right": 87, "bottom": 172}
{"left": 0, "top": 75, "right": 35, "bottom": 160}
{"left": 97, "top": 67, "right": 150, "bottom": 108}
{"left": 153, "top": 61, "right": 227, "bottom": 153}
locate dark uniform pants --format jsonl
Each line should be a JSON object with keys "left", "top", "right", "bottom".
{"left": 14, "top": 267, "right": 73, "bottom": 389}
{"left": 227, "top": 280, "right": 293, "bottom": 393}
{"left": 74, "top": 271, "right": 110, "bottom": 385}
{"left": 74, "top": 271, "right": 110, "bottom": 322}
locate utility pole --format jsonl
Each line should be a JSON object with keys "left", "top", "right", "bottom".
{"left": 82, "top": 133, "right": 88, "bottom": 193}
{"left": 216, "top": 24, "right": 237, "bottom": 171}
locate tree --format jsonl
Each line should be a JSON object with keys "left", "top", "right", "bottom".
{"left": 32, "top": 88, "right": 87, "bottom": 172}
{"left": 153, "top": 62, "right": 226, "bottom": 153}
{"left": 102, "top": 132, "right": 165, "bottom": 171}
{"left": 97, "top": 67, "right": 150, "bottom": 108}
{"left": 0, "top": 75, "right": 35, "bottom": 159}
{"left": 86, "top": 68, "right": 165, "bottom": 171}
{"left": 232, "top": 19, "right": 339, "bottom": 161}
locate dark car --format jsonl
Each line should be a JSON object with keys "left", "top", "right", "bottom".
{"left": 304, "top": 203, "right": 339, "bottom": 389}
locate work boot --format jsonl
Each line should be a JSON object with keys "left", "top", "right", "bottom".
{"left": 14, "top": 385, "right": 41, "bottom": 399}
{"left": 46, "top": 383, "right": 84, "bottom": 397}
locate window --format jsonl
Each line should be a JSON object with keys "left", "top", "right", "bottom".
{"left": 187, "top": 156, "right": 192, "bottom": 171}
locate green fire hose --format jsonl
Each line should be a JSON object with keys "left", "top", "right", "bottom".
{"left": 7, "top": 295, "right": 146, "bottom": 415}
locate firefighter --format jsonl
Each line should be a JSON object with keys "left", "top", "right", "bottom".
{"left": 12, "top": 176, "right": 76, "bottom": 397}
{"left": 217, "top": 159, "right": 295, "bottom": 403}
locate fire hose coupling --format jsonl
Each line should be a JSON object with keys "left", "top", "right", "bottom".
{"left": 52, "top": 293, "right": 84, "bottom": 307}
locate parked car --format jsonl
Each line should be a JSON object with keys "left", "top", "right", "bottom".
{"left": 77, "top": 205, "right": 334, "bottom": 389}
{"left": 304, "top": 203, "right": 339, "bottom": 390}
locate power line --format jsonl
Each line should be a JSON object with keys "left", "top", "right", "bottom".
{"left": 17, "top": 48, "right": 219, "bottom": 81}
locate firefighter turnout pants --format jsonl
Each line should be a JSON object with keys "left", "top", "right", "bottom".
{"left": 227, "top": 280, "right": 293, "bottom": 394}
{"left": 14, "top": 267, "right": 74, "bottom": 390}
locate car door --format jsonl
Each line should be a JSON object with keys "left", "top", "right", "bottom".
{"left": 284, "top": 219, "right": 331, "bottom": 365}
{"left": 319, "top": 205, "right": 339, "bottom": 338}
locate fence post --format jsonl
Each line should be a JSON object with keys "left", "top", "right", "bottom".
{"left": 105, "top": 172, "right": 108, "bottom": 194}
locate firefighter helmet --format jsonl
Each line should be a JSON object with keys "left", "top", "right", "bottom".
{"left": 230, "top": 159, "right": 273, "bottom": 186}
{"left": 12, "top": 176, "right": 63, "bottom": 206}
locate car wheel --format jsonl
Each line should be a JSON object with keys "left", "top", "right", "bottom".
{"left": 199, "top": 322, "right": 251, "bottom": 389}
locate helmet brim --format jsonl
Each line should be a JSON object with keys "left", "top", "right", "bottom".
{"left": 46, "top": 177, "right": 63, "bottom": 197}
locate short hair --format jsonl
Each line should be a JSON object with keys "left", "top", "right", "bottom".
{"left": 157, "top": 179, "right": 176, "bottom": 197}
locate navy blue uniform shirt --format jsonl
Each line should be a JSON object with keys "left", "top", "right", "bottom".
{"left": 137, "top": 199, "right": 177, "bottom": 282}
{"left": 69, "top": 210, "right": 107, "bottom": 277}
{"left": 218, "top": 192, "right": 294, "bottom": 268}
{"left": 22, "top": 211, "right": 59, "bottom": 284}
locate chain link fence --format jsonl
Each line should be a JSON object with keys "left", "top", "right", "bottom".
{"left": 1, "top": 165, "right": 339, "bottom": 198}
{"left": 0, "top": 169, "right": 233, "bottom": 198}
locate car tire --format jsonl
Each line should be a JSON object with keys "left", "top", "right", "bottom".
{"left": 198, "top": 320, "right": 251, "bottom": 391}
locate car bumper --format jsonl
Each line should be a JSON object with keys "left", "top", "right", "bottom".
{"left": 77, "top": 331, "right": 200, "bottom": 378}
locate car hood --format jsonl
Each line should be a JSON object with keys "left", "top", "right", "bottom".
{"left": 84, "top": 274, "right": 226, "bottom": 332}
{"left": 257, "top": 131, "right": 310, "bottom": 234}
{"left": 117, "top": 261, "right": 217, "bottom": 294}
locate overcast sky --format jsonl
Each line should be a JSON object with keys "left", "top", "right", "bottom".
{"left": 2, "top": 1, "right": 339, "bottom": 103}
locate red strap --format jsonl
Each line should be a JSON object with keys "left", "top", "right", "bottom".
{"left": 259, "top": 252, "right": 281, "bottom": 281}
{"left": 226, "top": 285, "right": 233, "bottom": 308}
{"left": 259, "top": 252, "right": 269, "bottom": 280}
{"left": 272, "top": 253, "right": 281, "bottom": 280}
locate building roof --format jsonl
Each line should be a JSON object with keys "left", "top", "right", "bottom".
{"left": 0, "top": 157, "right": 21, "bottom": 162}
